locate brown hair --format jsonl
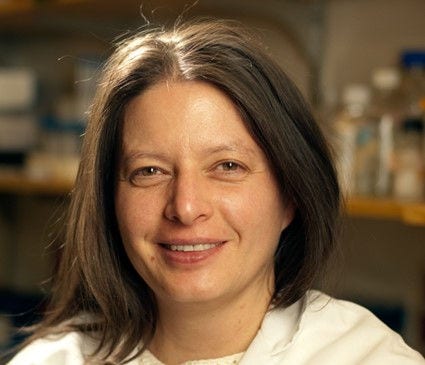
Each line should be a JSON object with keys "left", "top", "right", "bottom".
{"left": 22, "top": 18, "right": 340, "bottom": 363}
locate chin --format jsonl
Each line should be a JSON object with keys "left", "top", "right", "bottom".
{"left": 158, "top": 284, "right": 226, "bottom": 305}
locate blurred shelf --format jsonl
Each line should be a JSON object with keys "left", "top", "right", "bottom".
{"left": 347, "top": 196, "right": 425, "bottom": 227}
{"left": 0, "top": 0, "right": 190, "bottom": 35}
{"left": 0, "top": 0, "right": 88, "bottom": 17}
{"left": 0, "top": 0, "right": 138, "bottom": 36}
{"left": 0, "top": 0, "right": 95, "bottom": 15}
{"left": 0, "top": 174, "right": 424, "bottom": 226}
{"left": 0, "top": 173, "right": 73, "bottom": 195}
{"left": 0, "top": 0, "right": 33, "bottom": 14}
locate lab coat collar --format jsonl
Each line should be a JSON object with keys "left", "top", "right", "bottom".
{"left": 239, "top": 294, "right": 306, "bottom": 364}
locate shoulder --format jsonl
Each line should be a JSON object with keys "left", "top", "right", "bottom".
{"left": 6, "top": 332, "right": 93, "bottom": 365}
{"left": 302, "top": 290, "right": 394, "bottom": 333}
{"left": 294, "top": 291, "right": 424, "bottom": 364}
{"left": 248, "top": 291, "right": 424, "bottom": 365}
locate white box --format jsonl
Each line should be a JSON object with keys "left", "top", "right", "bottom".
{"left": 0, "top": 114, "right": 38, "bottom": 151}
{"left": 0, "top": 68, "right": 36, "bottom": 111}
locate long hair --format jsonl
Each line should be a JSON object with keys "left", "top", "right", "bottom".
{"left": 23, "top": 18, "right": 340, "bottom": 363}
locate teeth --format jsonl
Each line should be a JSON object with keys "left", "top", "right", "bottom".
{"left": 168, "top": 243, "right": 220, "bottom": 252}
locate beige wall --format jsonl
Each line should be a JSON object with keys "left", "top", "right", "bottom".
{"left": 333, "top": 217, "right": 425, "bottom": 351}
{"left": 0, "top": 196, "right": 58, "bottom": 291}
{"left": 321, "top": 0, "right": 425, "bottom": 109}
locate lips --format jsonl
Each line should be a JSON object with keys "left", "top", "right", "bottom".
{"left": 162, "top": 242, "right": 224, "bottom": 252}
{"left": 158, "top": 239, "right": 227, "bottom": 265}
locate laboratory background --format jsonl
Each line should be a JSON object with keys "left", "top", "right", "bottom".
{"left": 0, "top": 0, "right": 424, "bottom": 356}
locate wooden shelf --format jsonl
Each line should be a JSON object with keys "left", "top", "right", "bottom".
{"left": 0, "top": 0, "right": 189, "bottom": 35}
{"left": 0, "top": 0, "right": 88, "bottom": 17}
{"left": 0, "top": 173, "right": 73, "bottom": 195}
{"left": 0, "top": 0, "right": 87, "bottom": 14}
{"left": 0, "top": 0, "right": 32, "bottom": 14}
{"left": 0, "top": 174, "right": 424, "bottom": 226}
{"left": 0, "top": 0, "right": 137, "bottom": 35}
{"left": 347, "top": 196, "right": 425, "bottom": 227}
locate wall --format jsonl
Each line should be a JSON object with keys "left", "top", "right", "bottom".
{"left": 334, "top": 217, "right": 425, "bottom": 351}
{"left": 321, "top": 0, "right": 425, "bottom": 109}
{"left": 0, "top": 195, "right": 63, "bottom": 291}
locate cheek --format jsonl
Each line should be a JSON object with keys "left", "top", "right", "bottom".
{"left": 115, "top": 188, "right": 161, "bottom": 242}
{"left": 218, "top": 182, "right": 286, "bottom": 238}
{"left": 121, "top": 239, "right": 159, "bottom": 289}
{"left": 116, "top": 190, "right": 160, "bottom": 277}
{"left": 216, "top": 191, "right": 250, "bottom": 226}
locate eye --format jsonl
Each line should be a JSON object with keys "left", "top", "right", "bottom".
{"left": 129, "top": 166, "right": 168, "bottom": 186}
{"left": 136, "top": 166, "right": 162, "bottom": 176}
{"left": 213, "top": 160, "right": 248, "bottom": 180}
{"left": 219, "top": 161, "right": 241, "bottom": 171}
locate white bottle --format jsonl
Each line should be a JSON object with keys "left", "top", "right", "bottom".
{"left": 333, "top": 84, "right": 371, "bottom": 196}
{"left": 393, "top": 119, "right": 424, "bottom": 201}
{"left": 393, "top": 52, "right": 425, "bottom": 201}
{"left": 370, "top": 67, "right": 402, "bottom": 197}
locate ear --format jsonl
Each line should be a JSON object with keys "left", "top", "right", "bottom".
{"left": 281, "top": 201, "right": 295, "bottom": 231}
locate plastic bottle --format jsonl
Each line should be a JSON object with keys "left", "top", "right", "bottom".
{"left": 393, "top": 51, "right": 425, "bottom": 200}
{"left": 369, "top": 67, "right": 402, "bottom": 197}
{"left": 399, "top": 51, "right": 425, "bottom": 124}
{"left": 393, "top": 119, "right": 424, "bottom": 200}
{"left": 333, "top": 84, "right": 372, "bottom": 196}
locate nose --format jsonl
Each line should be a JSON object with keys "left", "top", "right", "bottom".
{"left": 164, "top": 172, "right": 213, "bottom": 225}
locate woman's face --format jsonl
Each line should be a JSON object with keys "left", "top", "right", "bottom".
{"left": 115, "top": 80, "right": 293, "bottom": 307}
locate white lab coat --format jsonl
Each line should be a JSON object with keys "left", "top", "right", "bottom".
{"left": 7, "top": 291, "right": 425, "bottom": 364}
{"left": 240, "top": 291, "right": 424, "bottom": 364}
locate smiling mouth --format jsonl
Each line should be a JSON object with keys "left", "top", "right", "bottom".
{"left": 161, "top": 242, "right": 224, "bottom": 252}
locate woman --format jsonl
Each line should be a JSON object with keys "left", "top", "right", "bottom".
{"left": 7, "top": 19, "right": 424, "bottom": 365}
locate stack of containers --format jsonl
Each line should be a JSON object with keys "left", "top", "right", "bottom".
{"left": 332, "top": 50, "right": 425, "bottom": 201}
{"left": 0, "top": 68, "right": 38, "bottom": 171}
{"left": 393, "top": 51, "right": 425, "bottom": 201}
{"left": 333, "top": 84, "right": 371, "bottom": 196}
{"left": 369, "top": 67, "right": 402, "bottom": 197}
{"left": 25, "top": 57, "right": 98, "bottom": 182}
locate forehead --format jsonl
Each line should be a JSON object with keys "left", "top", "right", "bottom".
{"left": 120, "top": 80, "right": 263, "bottom": 156}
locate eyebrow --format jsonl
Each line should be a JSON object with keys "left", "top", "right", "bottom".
{"left": 122, "top": 143, "right": 257, "bottom": 165}
{"left": 201, "top": 144, "right": 257, "bottom": 157}
{"left": 122, "top": 151, "right": 169, "bottom": 165}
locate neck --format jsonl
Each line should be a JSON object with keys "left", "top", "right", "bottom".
{"left": 149, "top": 282, "right": 273, "bottom": 365}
